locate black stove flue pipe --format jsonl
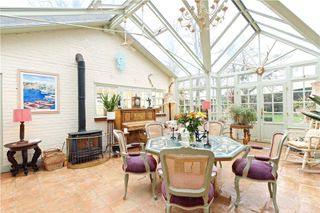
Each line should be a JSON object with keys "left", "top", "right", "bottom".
{"left": 75, "top": 53, "right": 86, "bottom": 132}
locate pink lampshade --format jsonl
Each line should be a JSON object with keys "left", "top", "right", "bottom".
{"left": 202, "top": 100, "right": 211, "bottom": 111}
{"left": 13, "top": 109, "right": 32, "bottom": 122}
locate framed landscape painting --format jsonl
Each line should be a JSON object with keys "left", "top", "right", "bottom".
{"left": 19, "top": 70, "right": 59, "bottom": 113}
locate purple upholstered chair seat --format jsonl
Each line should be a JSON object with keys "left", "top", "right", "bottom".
{"left": 124, "top": 155, "right": 157, "bottom": 173}
{"left": 161, "top": 182, "right": 214, "bottom": 208}
{"left": 232, "top": 158, "right": 276, "bottom": 180}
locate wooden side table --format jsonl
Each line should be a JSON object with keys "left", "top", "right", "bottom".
{"left": 229, "top": 124, "right": 253, "bottom": 145}
{"left": 4, "top": 139, "right": 42, "bottom": 176}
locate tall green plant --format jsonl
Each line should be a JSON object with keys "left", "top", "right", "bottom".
{"left": 100, "top": 94, "right": 120, "bottom": 112}
{"left": 230, "top": 105, "right": 257, "bottom": 125}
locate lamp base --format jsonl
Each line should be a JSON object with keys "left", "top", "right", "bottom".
{"left": 17, "top": 140, "right": 28, "bottom": 144}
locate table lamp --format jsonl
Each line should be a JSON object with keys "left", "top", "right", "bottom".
{"left": 13, "top": 109, "right": 32, "bottom": 143}
{"left": 201, "top": 100, "right": 211, "bottom": 120}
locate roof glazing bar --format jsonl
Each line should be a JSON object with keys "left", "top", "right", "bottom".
{"left": 232, "top": 0, "right": 260, "bottom": 32}
{"left": 261, "top": 31, "right": 320, "bottom": 57}
{"left": 210, "top": 12, "right": 240, "bottom": 49}
{"left": 261, "top": 0, "right": 320, "bottom": 49}
{"left": 265, "top": 48, "right": 297, "bottom": 66}
{"left": 256, "top": 21, "right": 308, "bottom": 42}
{"left": 217, "top": 32, "right": 256, "bottom": 73}
{"left": 130, "top": 14, "right": 192, "bottom": 76}
{"left": 116, "top": 26, "right": 177, "bottom": 77}
{"left": 212, "top": 23, "right": 250, "bottom": 67}
{"left": 147, "top": 1, "right": 205, "bottom": 70}
{"left": 0, "top": 8, "right": 123, "bottom": 16}
{"left": 108, "top": 0, "right": 146, "bottom": 30}
{"left": 247, "top": 9, "right": 286, "bottom": 24}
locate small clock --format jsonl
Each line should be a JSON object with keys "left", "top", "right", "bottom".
{"left": 132, "top": 96, "right": 141, "bottom": 108}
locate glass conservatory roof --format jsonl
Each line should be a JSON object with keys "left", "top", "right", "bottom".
{"left": 1, "top": 0, "right": 319, "bottom": 77}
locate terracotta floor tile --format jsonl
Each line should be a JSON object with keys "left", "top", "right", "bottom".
{"left": 1, "top": 143, "right": 320, "bottom": 213}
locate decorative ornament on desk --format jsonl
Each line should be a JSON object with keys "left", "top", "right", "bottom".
{"left": 115, "top": 52, "right": 125, "bottom": 72}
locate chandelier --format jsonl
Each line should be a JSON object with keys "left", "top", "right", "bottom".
{"left": 178, "top": 0, "right": 228, "bottom": 32}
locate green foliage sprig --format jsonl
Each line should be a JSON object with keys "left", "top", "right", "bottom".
{"left": 230, "top": 105, "right": 257, "bottom": 125}
{"left": 100, "top": 94, "right": 120, "bottom": 112}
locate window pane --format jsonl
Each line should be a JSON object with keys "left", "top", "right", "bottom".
{"left": 264, "top": 94, "right": 272, "bottom": 102}
{"left": 274, "top": 113, "right": 284, "bottom": 122}
{"left": 274, "top": 93, "right": 283, "bottom": 102}
{"left": 264, "top": 104, "right": 272, "bottom": 112}
{"left": 274, "top": 103, "right": 283, "bottom": 112}
{"left": 264, "top": 113, "right": 273, "bottom": 122}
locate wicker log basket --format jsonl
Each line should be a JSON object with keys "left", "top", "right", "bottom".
{"left": 42, "top": 148, "right": 66, "bottom": 171}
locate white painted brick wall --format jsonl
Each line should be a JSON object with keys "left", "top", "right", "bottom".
{"left": 0, "top": 28, "right": 170, "bottom": 171}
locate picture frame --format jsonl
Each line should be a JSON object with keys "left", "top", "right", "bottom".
{"left": 18, "top": 70, "right": 59, "bottom": 113}
{"left": 132, "top": 95, "right": 141, "bottom": 108}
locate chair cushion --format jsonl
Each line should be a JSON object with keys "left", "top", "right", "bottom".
{"left": 288, "top": 140, "right": 320, "bottom": 149}
{"left": 232, "top": 158, "right": 276, "bottom": 180}
{"left": 125, "top": 155, "right": 157, "bottom": 173}
{"left": 161, "top": 181, "right": 214, "bottom": 207}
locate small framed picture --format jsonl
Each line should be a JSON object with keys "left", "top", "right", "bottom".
{"left": 132, "top": 96, "right": 141, "bottom": 108}
{"left": 18, "top": 70, "right": 59, "bottom": 113}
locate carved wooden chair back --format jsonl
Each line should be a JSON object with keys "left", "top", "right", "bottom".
{"left": 145, "top": 122, "right": 164, "bottom": 139}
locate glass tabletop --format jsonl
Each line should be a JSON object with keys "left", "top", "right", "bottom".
{"left": 146, "top": 136, "right": 246, "bottom": 161}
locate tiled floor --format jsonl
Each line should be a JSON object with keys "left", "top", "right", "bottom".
{"left": 1, "top": 144, "right": 320, "bottom": 213}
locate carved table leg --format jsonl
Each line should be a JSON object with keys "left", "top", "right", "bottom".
{"left": 30, "top": 146, "right": 41, "bottom": 172}
{"left": 243, "top": 129, "right": 250, "bottom": 145}
{"left": 21, "top": 149, "right": 28, "bottom": 175}
{"left": 7, "top": 150, "right": 19, "bottom": 176}
{"left": 230, "top": 127, "right": 233, "bottom": 139}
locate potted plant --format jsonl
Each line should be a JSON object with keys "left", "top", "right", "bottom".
{"left": 100, "top": 94, "right": 120, "bottom": 119}
{"left": 230, "top": 105, "right": 257, "bottom": 125}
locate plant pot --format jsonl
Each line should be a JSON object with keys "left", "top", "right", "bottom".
{"left": 107, "top": 111, "right": 115, "bottom": 120}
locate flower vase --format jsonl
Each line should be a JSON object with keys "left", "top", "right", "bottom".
{"left": 189, "top": 132, "right": 196, "bottom": 144}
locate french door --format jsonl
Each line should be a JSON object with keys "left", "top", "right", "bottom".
{"left": 259, "top": 84, "right": 287, "bottom": 142}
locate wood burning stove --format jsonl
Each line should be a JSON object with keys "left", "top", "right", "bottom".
{"left": 67, "top": 54, "right": 103, "bottom": 165}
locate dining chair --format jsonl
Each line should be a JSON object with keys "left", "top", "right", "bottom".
{"left": 284, "top": 119, "right": 320, "bottom": 173}
{"left": 206, "top": 121, "right": 224, "bottom": 136}
{"left": 206, "top": 121, "right": 224, "bottom": 168}
{"left": 113, "top": 129, "right": 157, "bottom": 200}
{"left": 145, "top": 121, "right": 165, "bottom": 139}
{"left": 160, "top": 147, "right": 215, "bottom": 213}
{"left": 232, "top": 132, "right": 288, "bottom": 213}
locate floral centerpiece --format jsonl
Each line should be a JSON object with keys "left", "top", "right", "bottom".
{"left": 175, "top": 111, "right": 206, "bottom": 143}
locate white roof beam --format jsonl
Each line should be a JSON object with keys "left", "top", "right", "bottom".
{"left": 232, "top": 0, "right": 260, "bottom": 32}
{"left": 261, "top": 31, "right": 320, "bottom": 57}
{"left": 261, "top": 0, "right": 320, "bottom": 49}
{"left": 108, "top": 0, "right": 146, "bottom": 30}
{"left": 147, "top": 2, "right": 205, "bottom": 70}
{"left": 130, "top": 15, "right": 192, "bottom": 76}
{"left": 0, "top": 8, "right": 122, "bottom": 16}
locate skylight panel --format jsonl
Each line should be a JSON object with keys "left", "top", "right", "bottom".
{"left": 156, "top": 31, "right": 202, "bottom": 73}
{"left": 210, "top": 1, "right": 239, "bottom": 45}
{"left": 260, "top": 26, "right": 319, "bottom": 54}
{"left": 150, "top": 0, "right": 202, "bottom": 58}
{"left": 251, "top": 13, "right": 304, "bottom": 39}
{"left": 212, "top": 25, "right": 255, "bottom": 72}
{"left": 134, "top": 6, "right": 164, "bottom": 34}
{"left": 211, "top": 14, "right": 248, "bottom": 61}
{"left": 242, "top": 0, "right": 281, "bottom": 19}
